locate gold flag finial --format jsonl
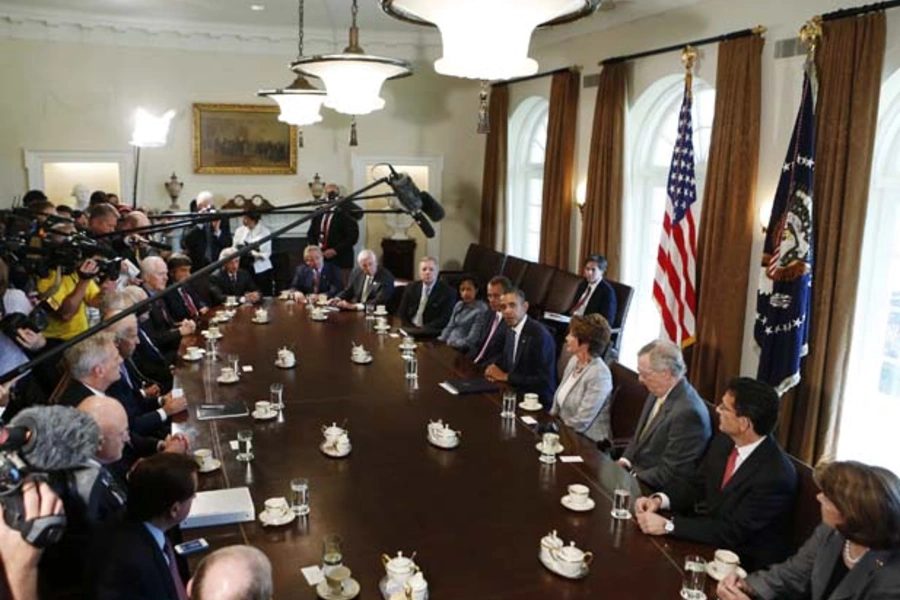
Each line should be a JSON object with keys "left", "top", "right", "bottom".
{"left": 800, "top": 16, "right": 823, "bottom": 56}
{"left": 681, "top": 45, "right": 698, "bottom": 72}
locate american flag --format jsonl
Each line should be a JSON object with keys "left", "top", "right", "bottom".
{"left": 653, "top": 79, "right": 698, "bottom": 348}
{"left": 755, "top": 69, "right": 815, "bottom": 394}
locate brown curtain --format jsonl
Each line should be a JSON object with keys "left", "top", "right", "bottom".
{"left": 688, "top": 35, "right": 763, "bottom": 404}
{"left": 479, "top": 83, "right": 509, "bottom": 250}
{"left": 538, "top": 70, "right": 580, "bottom": 268}
{"left": 579, "top": 62, "right": 626, "bottom": 281}
{"left": 778, "top": 13, "right": 886, "bottom": 464}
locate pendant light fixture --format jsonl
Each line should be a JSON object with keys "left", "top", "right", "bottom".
{"left": 380, "top": 0, "right": 601, "bottom": 80}
{"left": 257, "top": 0, "right": 326, "bottom": 126}
{"left": 292, "top": 0, "right": 413, "bottom": 116}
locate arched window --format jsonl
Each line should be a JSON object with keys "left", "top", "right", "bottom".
{"left": 507, "top": 96, "right": 549, "bottom": 261}
{"left": 620, "top": 76, "right": 715, "bottom": 367}
{"left": 838, "top": 70, "right": 900, "bottom": 475}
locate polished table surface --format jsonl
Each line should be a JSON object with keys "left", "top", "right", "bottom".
{"left": 174, "top": 300, "right": 714, "bottom": 599}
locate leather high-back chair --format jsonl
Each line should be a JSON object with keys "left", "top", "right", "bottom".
{"left": 605, "top": 279, "right": 635, "bottom": 362}
{"left": 501, "top": 255, "right": 529, "bottom": 288}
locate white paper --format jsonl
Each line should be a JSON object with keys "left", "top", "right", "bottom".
{"left": 301, "top": 565, "right": 325, "bottom": 586}
{"left": 229, "top": 440, "right": 239, "bottom": 451}
{"left": 543, "top": 311, "right": 571, "bottom": 324}
{"left": 241, "top": 365, "right": 253, "bottom": 373}
{"left": 182, "top": 487, "right": 255, "bottom": 529}
{"left": 560, "top": 455, "right": 584, "bottom": 463}
{"left": 439, "top": 382, "right": 459, "bottom": 395}
{"left": 520, "top": 416, "right": 538, "bottom": 425}
{"left": 389, "top": 333, "right": 400, "bottom": 338}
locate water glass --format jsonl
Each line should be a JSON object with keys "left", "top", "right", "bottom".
{"left": 205, "top": 337, "right": 218, "bottom": 361}
{"left": 611, "top": 487, "right": 632, "bottom": 520}
{"left": 270, "top": 383, "right": 284, "bottom": 411}
{"left": 404, "top": 355, "right": 418, "bottom": 379}
{"left": 290, "top": 477, "right": 310, "bottom": 516}
{"left": 236, "top": 429, "right": 254, "bottom": 462}
{"left": 365, "top": 303, "right": 375, "bottom": 320}
{"left": 322, "top": 534, "right": 343, "bottom": 574}
{"left": 227, "top": 353, "right": 240, "bottom": 375}
{"left": 501, "top": 391, "right": 517, "bottom": 418}
{"left": 681, "top": 555, "right": 708, "bottom": 600}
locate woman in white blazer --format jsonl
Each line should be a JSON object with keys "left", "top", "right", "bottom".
{"left": 550, "top": 314, "right": 613, "bottom": 443}
{"left": 718, "top": 460, "right": 900, "bottom": 600}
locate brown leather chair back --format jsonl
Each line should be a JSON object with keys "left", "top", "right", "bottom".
{"left": 519, "top": 263, "right": 555, "bottom": 313}
{"left": 608, "top": 362, "right": 649, "bottom": 449}
{"left": 501, "top": 255, "right": 529, "bottom": 288}
{"left": 544, "top": 269, "right": 582, "bottom": 314}
{"left": 605, "top": 279, "right": 635, "bottom": 362}
{"left": 788, "top": 456, "right": 820, "bottom": 549}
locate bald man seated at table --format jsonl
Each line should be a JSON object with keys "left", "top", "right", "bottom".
{"left": 188, "top": 545, "right": 273, "bottom": 600}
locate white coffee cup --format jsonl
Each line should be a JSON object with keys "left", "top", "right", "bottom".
{"left": 542, "top": 432, "right": 560, "bottom": 452}
{"left": 226, "top": 295, "right": 237, "bottom": 305}
{"left": 567, "top": 483, "right": 591, "bottom": 505}
{"left": 208, "top": 325, "right": 220, "bottom": 336}
{"left": 376, "top": 304, "right": 387, "bottom": 314}
{"left": 220, "top": 367, "right": 236, "bottom": 380}
{"left": 713, "top": 549, "right": 740, "bottom": 576}
{"left": 322, "top": 423, "right": 346, "bottom": 442}
{"left": 523, "top": 392, "right": 540, "bottom": 407}
{"left": 255, "top": 401, "right": 273, "bottom": 415}
{"left": 186, "top": 346, "right": 202, "bottom": 358}
{"left": 193, "top": 448, "right": 214, "bottom": 469}
{"left": 264, "top": 497, "right": 289, "bottom": 516}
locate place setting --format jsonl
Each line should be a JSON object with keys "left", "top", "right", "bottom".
{"left": 201, "top": 324, "right": 223, "bottom": 340}
{"left": 373, "top": 316, "right": 391, "bottom": 333}
{"left": 379, "top": 550, "right": 425, "bottom": 600}
{"left": 538, "top": 530, "right": 593, "bottom": 579}
{"left": 275, "top": 347, "right": 296, "bottom": 369}
{"left": 193, "top": 448, "right": 221, "bottom": 474}
{"left": 350, "top": 343, "right": 373, "bottom": 365}
{"left": 216, "top": 365, "right": 240, "bottom": 384}
{"left": 224, "top": 295, "right": 241, "bottom": 308}
{"left": 252, "top": 307, "right": 270, "bottom": 324}
{"left": 182, "top": 345, "right": 206, "bottom": 362}
{"left": 311, "top": 305, "right": 329, "bottom": 321}
{"left": 317, "top": 565, "right": 361, "bottom": 600}
{"left": 560, "top": 483, "right": 595, "bottom": 512}
{"left": 252, "top": 400, "right": 279, "bottom": 421}
{"left": 518, "top": 392, "right": 542, "bottom": 412}
{"left": 536, "top": 432, "right": 564, "bottom": 463}
{"left": 427, "top": 419, "right": 460, "bottom": 449}
{"left": 210, "top": 309, "right": 236, "bottom": 324}
{"left": 259, "top": 496, "right": 296, "bottom": 527}
{"left": 320, "top": 422, "right": 352, "bottom": 458}
{"left": 398, "top": 336, "right": 417, "bottom": 353}
{"left": 705, "top": 549, "right": 746, "bottom": 581}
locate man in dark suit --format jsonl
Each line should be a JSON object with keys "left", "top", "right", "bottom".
{"left": 333, "top": 249, "right": 395, "bottom": 310}
{"left": 289, "top": 245, "right": 343, "bottom": 299}
{"left": 164, "top": 254, "right": 208, "bottom": 322}
{"left": 57, "top": 332, "right": 123, "bottom": 407}
{"left": 208, "top": 248, "right": 262, "bottom": 306}
{"left": 87, "top": 453, "right": 197, "bottom": 600}
{"left": 140, "top": 256, "right": 196, "bottom": 362}
{"left": 181, "top": 191, "right": 231, "bottom": 270}
{"left": 568, "top": 254, "right": 617, "bottom": 324}
{"left": 634, "top": 377, "right": 798, "bottom": 571}
{"left": 396, "top": 256, "right": 456, "bottom": 338}
{"left": 307, "top": 184, "right": 360, "bottom": 272}
{"left": 618, "top": 339, "right": 712, "bottom": 491}
{"left": 469, "top": 276, "right": 514, "bottom": 365}
{"left": 484, "top": 288, "right": 557, "bottom": 409}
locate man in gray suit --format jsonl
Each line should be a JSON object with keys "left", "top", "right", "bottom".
{"left": 617, "top": 339, "right": 712, "bottom": 491}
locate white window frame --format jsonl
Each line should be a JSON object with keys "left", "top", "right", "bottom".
{"left": 507, "top": 96, "right": 549, "bottom": 261}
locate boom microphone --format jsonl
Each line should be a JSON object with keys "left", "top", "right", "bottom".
{"left": 125, "top": 235, "right": 172, "bottom": 252}
{"left": 385, "top": 166, "right": 440, "bottom": 239}
{"left": 419, "top": 192, "right": 445, "bottom": 223}
{"left": 6, "top": 406, "right": 99, "bottom": 471}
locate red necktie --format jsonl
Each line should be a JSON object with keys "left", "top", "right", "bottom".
{"left": 720, "top": 447, "right": 739, "bottom": 489}
{"left": 180, "top": 288, "right": 199, "bottom": 319}
{"left": 570, "top": 284, "right": 593, "bottom": 315}
{"left": 163, "top": 540, "right": 188, "bottom": 600}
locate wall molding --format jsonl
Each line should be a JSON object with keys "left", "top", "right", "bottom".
{"left": 0, "top": 3, "right": 441, "bottom": 59}
{"left": 24, "top": 149, "right": 135, "bottom": 204}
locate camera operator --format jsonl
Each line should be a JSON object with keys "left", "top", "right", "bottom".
{"left": 34, "top": 256, "right": 106, "bottom": 346}
{"left": 0, "top": 258, "right": 47, "bottom": 384}
{"left": 0, "top": 479, "right": 64, "bottom": 600}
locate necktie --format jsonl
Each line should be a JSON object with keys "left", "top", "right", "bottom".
{"left": 157, "top": 298, "right": 173, "bottom": 327}
{"left": 119, "top": 364, "right": 134, "bottom": 390}
{"left": 361, "top": 276, "right": 372, "bottom": 303}
{"left": 474, "top": 313, "right": 501, "bottom": 363}
{"left": 504, "top": 328, "right": 517, "bottom": 368}
{"left": 321, "top": 213, "right": 332, "bottom": 250}
{"left": 180, "top": 288, "right": 199, "bottom": 319}
{"left": 413, "top": 285, "right": 430, "bottom": 327}
{"left": 638, "top": 396, "right": 665, "bottom": 441}
{"left": 230, "top": 273, "right": 237, "bottom": 292}
{"left": 163, "top": 539, "right": 189, "bottom": 600}
{"left": 721, "top": 447, "right": 740, "bottom": 489}
{"left": 570, "top": 284, "right": 593, "bottom": 316}
{"left": 99, "top": 468, "right": 126, "bottom": 507}
{"left": 313, "top": 270, "right": 320, "bottom": 295}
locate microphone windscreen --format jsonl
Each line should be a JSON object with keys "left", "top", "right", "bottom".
{"left": 419, "top": 192, "right": 445, "bottom": 223}
{"left": 412, "top": 212, "right": 436, "bottom": 239}
{"left": 9, "top": 406, "right": 99, "bottom": 471}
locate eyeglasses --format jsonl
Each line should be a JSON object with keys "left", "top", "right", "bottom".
{"left": 716, "top": 402, "right": 738, "bottom": 415}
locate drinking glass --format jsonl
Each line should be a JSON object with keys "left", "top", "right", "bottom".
{"left": 236, "top": 430, "right": 254, "bottom": 462}
{"left": 270, "top": 383, "right": 284, "bottom": 411}
{"left": 365, "top": 303, "right": 375, "bottom": 320}
{"left": 501, "top": 391, "right": 517, "bottom": 418}
{"left": 322, "top": 534, "right": 343, "bottom": 574}
{"left": 290, "top": 477, "right": 310, "bottom": 516}
{"left": 611, "top": 487, "right": 632, "bottom": 520}
{"left": 404, "top": 355, "right": 418, "bottom": 379}
{"left": 227, "top": 353, "right": 240, "bottom": 375}
{"left": 205, "top": 337, "right": 218, "bottom": 361}
{"left": 681, "top": 555, "right": 708, "bottom": 600}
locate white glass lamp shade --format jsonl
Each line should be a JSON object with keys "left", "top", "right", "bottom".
{"left": 258, "top": 75, "right": 327, "bottom": 126}
{"left": 130, "top": 108, "right": 175, "bottom": 148}
{"left": 382, "top": 0, "right": 594, "bottom": 80}
{"left": 293, "top": 55, "right": 411, "bottom": 116}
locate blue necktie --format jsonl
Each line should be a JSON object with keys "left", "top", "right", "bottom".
{"left": 504, "top": 330, "right": 516, "bottom": 369}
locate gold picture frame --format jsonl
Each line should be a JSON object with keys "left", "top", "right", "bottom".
{"left": 192, "top": 103, "right": 297, "bottom": 175}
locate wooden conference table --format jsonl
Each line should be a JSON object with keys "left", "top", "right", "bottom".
{"left": 174, "top": 300, "right": 713, "bottom": 599}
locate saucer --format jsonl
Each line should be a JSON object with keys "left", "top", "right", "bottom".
{"left": 198, "top": 458, "right": 222, "bottom": 474}
{"left": 252, "top": 318, "right": 270, "bottom": 324}
{"left": 311, "top": 314, "right": 328, "bottom": 322}
{"left": 202, "top": 331, "right": 223, "bottom": 339}
{"left": 182, "top": 353, "right": 203, "bottom": 362}
{"left": 224, "top": 301, "right": 239, "bottom": 308}
{"left": 518, "top": 401, "right": 542, "bottom": 412}
{"left": 561, "top": 495, "right": 596, "bottom": 512}
{"left": 399, "top": 343, "right": 417, "bottom": 351}
{"left": 428, "top": 434, "right": 460, "bottom": 449}
{"left": 706, "top": 562, "right": 747, "bottom": 581}
{"left": 374, "top": 325, "right": 390, "bottom": 332}
{"left": 535, "top": 442, "right": 564, "bottom": 454}
{"left": 275, "top": 360, "right": 296, "bottom": 369}
{"left": 319, "top": 441, "right": 352, "bottom": 458}
{"left": 316, "top": 578, "right": 360, "bottom": 600}
{"left": 538, "top": 552, "right": 588, "bottom": 579}
{"left": 374, "top": 309, "right": 388, "bottom": 316}
{"left": 259, "top": 509, "right": 295, "bottom": 527}
{"left": 252, "top": 409, "right": 278, "bottom": 421}
{"left": 351, "top": 355, "right": 373, "bottom": 365}
{"left": 217, "top": 375, "right": 240, "bottom": 384}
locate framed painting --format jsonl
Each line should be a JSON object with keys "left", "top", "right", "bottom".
{"left": 192, "top": 103, "right": 297, "bottom": 174}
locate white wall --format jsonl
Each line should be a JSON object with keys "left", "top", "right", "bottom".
{"left": 0, "top": 34, "right": 484, "bottom": 266}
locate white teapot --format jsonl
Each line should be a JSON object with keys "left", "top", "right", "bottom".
{"left": 255, "top": 308, "right": 269, "bottom": 322}
{"left": 550, "top": 541, "right": 593, "bottom": 576}
{"left": 380, "top": 551, "right": 418, "bottom": 600}
{"left": 322, "top": 423, "right": 347, "bottom": 442}
{"left": 539, "top": 530, "right": 564, "bottom": 562}
{"left": 404, "top": 571, "right": 428, "bottom": 600}
{"left": 277, "top": 348, "right": 295, "bottom": 365}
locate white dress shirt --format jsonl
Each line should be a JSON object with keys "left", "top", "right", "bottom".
{"left": 232, "top": 223, "right": 273, "bottom": 274}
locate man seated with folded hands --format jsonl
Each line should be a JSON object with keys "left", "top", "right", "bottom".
{"left": 396, "top": 256, "right": 456, "bottom": 338}
{"left": 289, "top": 245, "right": 343, "bottom": 301}
{"left": 633, "top": 377, "right": 798, "bottom": 571}
{"left": 331, "top": 248, "right": 395, "bottom": 310}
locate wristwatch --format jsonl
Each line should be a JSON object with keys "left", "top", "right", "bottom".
{"left": 664, "top": 519, "right": 675, "bottom": 534}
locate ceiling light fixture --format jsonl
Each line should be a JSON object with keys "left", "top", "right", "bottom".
{"left": 380, "top": 0, "right": 601, "bottom": 80}
{"left": 250, "top": 4, "right": 265, "bottom": 11}
{"left": 292, "top": 0, "right": 412, "bottom": 116}
{"left": 257, "top": 0, "right": 326, "bottom": 127}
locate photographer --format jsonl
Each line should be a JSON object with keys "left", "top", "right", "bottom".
{"left": 0, "top": 258, "right": 46, "bottom": 382}
{"left": 34, "top": 257, "right": 106, "bottom": 345}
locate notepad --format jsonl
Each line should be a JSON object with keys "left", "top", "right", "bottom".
{"left": 543, "top": 311, "right": 571, "bottom": 324}
{"left": 439, "top": 378, "right": 500, "bottom": 395}
{"left": 182, "top": 487, "right": 255, "bottom": 529}
{"left": 196, "top": 401, "right": 249, "bottom": 420}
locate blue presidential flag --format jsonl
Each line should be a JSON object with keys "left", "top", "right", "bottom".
{"left": 755, "top": 70, "right": 815, "bottom": 395}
